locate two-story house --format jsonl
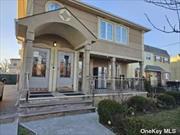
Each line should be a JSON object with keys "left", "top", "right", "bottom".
{"left": 128, "top": 45, "right": 170, "bottom": 87}
{"left": 16, "top": 0, "right": 150, "bottom": 103}
{"left": 8, "top": 58, "right": 21, "bottom": 74}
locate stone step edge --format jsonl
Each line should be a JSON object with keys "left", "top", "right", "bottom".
{"left": 19, "top": 100, "right": 93, "bottom": 108}
{"left": 19, "top": 107, "right": 96, "bottom": 122}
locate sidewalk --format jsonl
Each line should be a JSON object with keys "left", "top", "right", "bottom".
{"left": 0, "top": 113, "right": 115, "bottom": 135}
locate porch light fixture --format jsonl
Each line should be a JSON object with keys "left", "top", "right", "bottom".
{"left": 53, "top": 41, "right": 57, "bottom": 47}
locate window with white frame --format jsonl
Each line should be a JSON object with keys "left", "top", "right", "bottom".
{"left": 99, "top": 19, "right": 128, "bottom": 44}
{"left": 163, "top": 57, "right": 169, "bottom": 63}
{"left": 155, "top": 55, "right": 161, "bottom": 61}
{"left": 46, "top": 1, "right": 61, "bottom": 11}
{"left": 145, "top": 53, "right": 151, "bottom": 60}
{"left": 99, "top": 20, "right": 113, "bottom": 41}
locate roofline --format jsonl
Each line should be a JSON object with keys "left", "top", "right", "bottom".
{"left": 66, "top": 0, "right": 150, "bottom": 32}
{"left": 144, "top": 44, "right": 170, "bottom": 57}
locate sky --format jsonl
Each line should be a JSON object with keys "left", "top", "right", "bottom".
{"left": 0, "top": 0, "right": 180, "bottom": 62}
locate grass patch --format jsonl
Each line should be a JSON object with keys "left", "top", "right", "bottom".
{"left": 136, "top": 107, "right": 180, "bottom": 129}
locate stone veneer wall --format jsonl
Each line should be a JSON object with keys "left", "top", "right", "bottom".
{"left": 94, "top": 92, "right": 147, "bottom": 106}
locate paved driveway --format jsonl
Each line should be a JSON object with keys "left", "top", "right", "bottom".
{"left": 0, "top": 85, "right": 18, "bottom": 115}
{"left": 23, "top": 113, "right": 115, "bottom": 135}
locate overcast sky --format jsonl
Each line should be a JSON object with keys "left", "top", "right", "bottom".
{"left": 0, "top": 0, "right": 180, "bottom": 61}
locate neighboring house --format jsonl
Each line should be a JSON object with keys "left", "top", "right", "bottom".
{"left": 8, "top": 58, "right": 21, "bottom": 74}
{"left": 128, "top": 45, "right": 170, "bottom": 87}
{"left": 170, "top": 54, "right": 180, "bottom": 81}
{"left": 15, "top": 0, "right": 149, "bottom": 98}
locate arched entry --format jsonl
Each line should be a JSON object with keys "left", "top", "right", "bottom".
{"left": 16, "top": 8, "right": 96, "bottom": 93}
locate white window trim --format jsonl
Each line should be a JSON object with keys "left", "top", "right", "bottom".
{"left": 98, "top": 17, "right": 129, "bottom": 45}
{"left": 45, "top": 0, "right": 64, "bottom": 12}
{"left": 98, "top": 19, "right": 114, "bottom": 42}
{"left": 115, "top": 24, "right": 129, "bottom": 45}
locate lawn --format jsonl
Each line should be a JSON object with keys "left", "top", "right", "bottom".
{"left": 137, "top": 107, "right": 180, "bottom": 130}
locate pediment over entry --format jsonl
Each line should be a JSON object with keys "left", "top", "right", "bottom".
{"left": 16, "top": 8, "right": 96, "bottom": 47}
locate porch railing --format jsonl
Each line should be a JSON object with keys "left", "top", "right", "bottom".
{"left": 88, "top": 76, "right": 144, "bottom": 105}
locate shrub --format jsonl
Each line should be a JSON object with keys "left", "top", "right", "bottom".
{"left": 113, "top": 116, "right": 165, "bottom": 135}
{"left": 153, "top": 87, "right": 166, "bottom": 93}
{"left": 97, "top": 99, "right": 127, "bottom": 125}
{"left": 126, "top": 96, "right": 156, "bottom": 113}
{"left": 144, "top": 79, "right": 152, "bottom": 93}
{"left": 165, "top": 91, "right": 180, "bottom": 105}
{"left": 157, "top": 94, "right": 176, "bottom": 109}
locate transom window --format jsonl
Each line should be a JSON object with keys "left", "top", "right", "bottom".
{"left": 99, "top": 19, "right": 128, "bottom": 45}
{"left": 46, "top": 1, "right": 61, "bottom": 11}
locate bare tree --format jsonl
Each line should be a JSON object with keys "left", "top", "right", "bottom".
{"left": 0, "top": 59, "right": 9, "bottom": 73}
{"left": 144, "top": 0, "right": 180, "bottom": 33}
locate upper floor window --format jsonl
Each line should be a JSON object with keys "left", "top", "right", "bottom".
{"left": 46, "top": 1, "right": 61, "bottom": 11}
{"left": 145, "top": 53, "right": 151, "bottom": 60}
{"left": 99, "top": 18, "right": 128, "bottom": 45}
{"left": 99, "top": 20, "right": 113, "bottom": 41}
{"left": 163, "top": 57, "right": 169, "bottom": 63}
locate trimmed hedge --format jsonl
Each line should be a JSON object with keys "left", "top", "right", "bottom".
{"left": 97, "top": 99, "right": 127, "bottom": 125}
{"left": 165, "top": 91, "right": 180, "bottom": 105}
{"left": 126, "top": 96, "right": 156, "bottom": 113}
{"left": 157, "top": 94, "right": 176, "bottom": 109}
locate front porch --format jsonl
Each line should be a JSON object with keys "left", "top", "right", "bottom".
{"left": 15, "top": 8, "right": 146, "bottom": 121}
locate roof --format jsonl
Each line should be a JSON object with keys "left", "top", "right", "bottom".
{"left": 145, "top": 65, "right": 165, "bottom": 72}
{"left": 144, "top": 45, "right": 169, "bottom": 57}
{"left": 60, "top": 0, "right": 150, "bottom": 32}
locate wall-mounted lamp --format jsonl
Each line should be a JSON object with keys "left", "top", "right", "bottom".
{"left": 53, "top": 41, "right": 57, "bottom": 47}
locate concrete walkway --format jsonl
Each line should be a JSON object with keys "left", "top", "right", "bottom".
{"left": 23, "top": 113, "right": 115, "bottom": 135}
{"left": 0, "top": 120, "right": 17, "bottom": 135}
{"left": 0, "top": 113, "right": 115, "bottom": 135}
{"left": 0, "top": 85, "right": 18, "bottom": 115}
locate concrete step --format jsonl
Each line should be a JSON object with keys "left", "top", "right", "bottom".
{"left": 18, "top": 95, "right": 95, "bottom": 122}
{"left": 19, "top": 95, "right": 92, "bottom": 104}
{"left": 19, "top": 106, "right": 96, "bottom": 122}
{"left": 19, "top": 100, "right": 93, "bottom": 114}
{"left": 19, "top": 100, "right": 92, "bottom": 108}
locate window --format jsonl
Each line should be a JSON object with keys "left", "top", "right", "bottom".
{"left": 99, "top": 20, "right": 113, "bottom": 41}
{"left": 99, "top": 18, "right": 128, "bottom": 44}
{"left": 46, "top": 1, "right": 61, "bottom": 11}
{"left": 145, "top": 53, "right": 151, "bottom": 60}
{"left": 122, "top": 27, "right": 128, "bottom": 44}
{"left": 107, "top": 23, "right": 113, "bottom": 41}
{"left": 100, "top": 20, "right": 106, "bottom": 39}
{"left": 163, "top": 57, "right": 169, "bottom": 63}
{"left": 60, "top": 55, "right": 71, "bottom": 77}
{"left": 32, "top": 51, "right": 47, "bottom": 77}
{"left": 155, "top": 55, "right": 160, "bottom": 61}
{"left": 115, "top": 26, "right": 121, "bottom": 43}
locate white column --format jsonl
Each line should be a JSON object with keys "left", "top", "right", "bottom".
{"left": 21, "top": 39, "right": 33, "bottom": 98}
{"left": 82, "top": 45, "right": 91, "bottom": 94}
{"left": 139, "top": 61, "right": 144, "bottom": 91}
{"left": 73, "top": 51, "right": 79, "bottom": 91}
{"left": 111, "top": 57, "right": 116, "bottom": 90}
{"left": 21, "top": 31, "right": 34, "bottom": 98}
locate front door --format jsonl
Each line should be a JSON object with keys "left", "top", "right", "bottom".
{"left": 30, "top": 48, "right": 50, "bottom": 90}
{"left": 56, "top": 51, "right": 74, "bottom": 91}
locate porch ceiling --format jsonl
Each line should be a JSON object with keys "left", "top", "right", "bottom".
{"left": 90, "top": 54, "right": 139, "bottom": 63}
